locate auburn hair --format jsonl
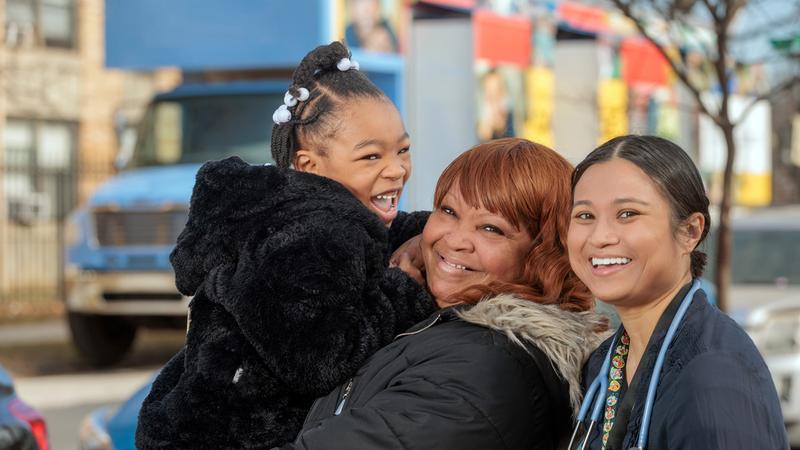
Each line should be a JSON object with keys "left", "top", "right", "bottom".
{"left": 433, "top": 138, "right": 593, "bottom": 312}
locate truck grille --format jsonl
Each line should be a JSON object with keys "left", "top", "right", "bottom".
{"left": 93, "top": 209, "right": 188, "bottom": 246}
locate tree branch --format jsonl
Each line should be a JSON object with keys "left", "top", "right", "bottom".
{"left": 733, "top": 74, "right": 800, "bottom": 127}
{"left": 711, "top": 1, "right": 734, "bottom": 127}
{"left": 610, "top": 0, "right": 725, "bottom": 127}
{"left": 700, "top": 0, "right": 722, "bottom": 22}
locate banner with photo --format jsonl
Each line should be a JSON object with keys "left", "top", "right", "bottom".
{"left": 473, "top": 8, "right": 556, "bottom": 147}
{"left": 335, "top": 0, "right": 406, "bottom": 54}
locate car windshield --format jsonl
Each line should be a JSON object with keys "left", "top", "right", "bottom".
{"left": 130, "top": 93, "right": 281, "bottom": 167}
{"left": 701, "top": 228, "right": 800, "bottom": 285}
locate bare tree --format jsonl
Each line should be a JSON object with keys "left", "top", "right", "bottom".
{"left": 610, "top": 0, "right": 800, "bottom": 311}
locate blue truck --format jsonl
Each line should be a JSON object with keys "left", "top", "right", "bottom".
{"left": 63, "top": 1, "right": 416, "bottom": 367}
{"left": 64, "top": 81, "right": 285, "bottom": 365}
{"left": 63, "top": 0, "right": 480, "bottom": 365}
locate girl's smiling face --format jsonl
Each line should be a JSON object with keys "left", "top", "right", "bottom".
{"left": 294, "top": 98, "right": 410, "bottom": 226}
{"left": 421, "top": 185, "right": 533, "bottom": 307}
{"left": 567, "top": 158, "right": 696, "bottom": 307}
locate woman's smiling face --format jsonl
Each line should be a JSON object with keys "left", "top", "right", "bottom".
{"left": 421, "top": 185, "right": 533, "bottom": 307}
{"left": 567, "top": 158, "right": 692, "bottom": 307}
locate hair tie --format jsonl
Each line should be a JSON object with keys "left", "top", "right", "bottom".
{"left": 337, "top": 57, "right": 360, "bottom": 72}
{"left": 283, "top": 87, "right": 310, "bottom": 107}
{"left": 274, "top": 87, "right": 311, "bottom": 125}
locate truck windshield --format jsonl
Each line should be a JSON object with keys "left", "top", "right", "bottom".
{"left": 131, "top": 93, "right": 282, "bottom": 167}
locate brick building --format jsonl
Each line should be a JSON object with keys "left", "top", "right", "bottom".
{"left": 0, "top": 0, "right": 179, "bottom": 310}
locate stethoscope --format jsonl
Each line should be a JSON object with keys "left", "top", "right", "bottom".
{"left": 567, "top": 279, "right": 702, "bottom": 450}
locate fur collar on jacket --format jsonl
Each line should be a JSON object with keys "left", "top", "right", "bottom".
{"left": 458, "top": 294, "right": 607, "bottom": 414}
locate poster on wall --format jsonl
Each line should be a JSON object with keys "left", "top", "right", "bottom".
{"left": 476, "top": 65, "right": 524, "bottom": 141}
{"left": 335, "top": 0, "right": 405, "bottom": 53}
{"left": 473, "top": 9, "right": 530, "bottom": 142}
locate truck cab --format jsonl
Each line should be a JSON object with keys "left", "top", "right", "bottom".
{"left": 64, "top": 80, "right": 283, "bottom": 365}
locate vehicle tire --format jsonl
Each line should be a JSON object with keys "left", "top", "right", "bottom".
{"left": 67, "top": 312, "right": 137, "bottom": 367}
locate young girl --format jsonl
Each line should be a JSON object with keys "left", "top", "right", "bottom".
{"left": 136, "top": 42, "right": 436, "bottom": 449}
{"left": 567, "top": 135, "right": 786, "bottom": 449}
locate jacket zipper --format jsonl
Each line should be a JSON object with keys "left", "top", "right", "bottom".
{"left": 332, "top": 314, "right": 442, "bottom": 416}
{"left": 394, "top": 313, "right": 442, "bottom": 340}
{"left": 334, "top": 378, "right": 354, "bottom": 415}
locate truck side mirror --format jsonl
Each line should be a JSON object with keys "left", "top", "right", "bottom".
{"left": 113, "top": 111, "right": 136, "bottom": 170}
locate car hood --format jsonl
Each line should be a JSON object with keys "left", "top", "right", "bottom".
{"left": 106, "top": 377, "right": 155, "bottom": 450}
{"left": 731, "top": 285, "right": 800, "bottom": 325}
{"left": 89, "top": 164, "right": 202, "bottom": 209}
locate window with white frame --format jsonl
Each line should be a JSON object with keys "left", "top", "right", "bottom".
{"left": 5, "top": 0, "right": 75, "bottom": 49}
{"left": 3, "top": 119, "right": 77, "bottom": 223}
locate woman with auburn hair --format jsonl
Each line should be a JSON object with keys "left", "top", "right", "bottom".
{"left": 276, "top": 138, "right": 606, "bottom": 450}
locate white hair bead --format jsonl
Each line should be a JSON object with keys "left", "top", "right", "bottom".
{"left": 337, "top": 58, "right": 352, "bottom": 71}
{"left": 297, "top": 87, "right": 310, "bottom": 101}
{"left": 272, "top": 104, "right": 291, "bottom": 125}
{"left": 283, "top": 91, "right": 298, "bottom": 107}
{"left": 352, "top": 60, "right": 360, "bottom": 71}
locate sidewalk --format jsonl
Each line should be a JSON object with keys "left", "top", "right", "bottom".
{"left": 15, "top": 368, "right": 153, "bottom": 409}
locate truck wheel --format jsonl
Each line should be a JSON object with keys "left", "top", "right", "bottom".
{"left": 67, "top": 312, "right": 137, "bottom": 367}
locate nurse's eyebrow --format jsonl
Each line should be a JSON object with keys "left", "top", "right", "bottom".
{"left": 614, "top": 198, "right": 650, "bottom": 206}
{"left": 572, "top": 198, "right": 650, "bottom": 207}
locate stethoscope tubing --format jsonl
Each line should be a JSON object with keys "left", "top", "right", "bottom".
{"left": 568, "top": 332, "right": 618, "bottom": 450}
{"left": 635, "top": 280, "right": 701, "bottom": 448}
{"left": 569, "top": 279, "right": 701, "bottom": 450}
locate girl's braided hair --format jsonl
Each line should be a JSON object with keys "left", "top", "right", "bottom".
{"left": 270, "top": 41, "right": 388, "bottom": 168}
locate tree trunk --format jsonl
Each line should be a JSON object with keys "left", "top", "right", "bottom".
{"left": 714, "top": 122, "right": 736, "bottom": 312}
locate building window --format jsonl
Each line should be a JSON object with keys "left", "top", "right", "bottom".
{"left": 5, "top": 0, "right": 75, "bottom": 49}
{"left": 3, "top": 119, "right": 77, "bottom": 224}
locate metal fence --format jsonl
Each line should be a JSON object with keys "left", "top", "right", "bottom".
{"left": 0, "top": 159, "right": 111, "bottom": 313}
{"left": 1, "top": 164, "right": 72, "bottom": 307}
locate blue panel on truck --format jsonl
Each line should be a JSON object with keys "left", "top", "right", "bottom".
{"left": 105, "top": 0, "right": 326, "bottom": 70}
{"left": 88, "top": 164, "right": 201, "bottom": 209}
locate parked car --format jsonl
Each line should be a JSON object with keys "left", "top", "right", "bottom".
{"left": 730, "top": 207, "right": 800, "bottom": 446}
{"left": 747, "top": 299, "right": 800, "bottom": 447}
{"left": 0, "top": 364, "right": 50, "bottom": 450}
{"left": 78, "top": 375, "right": 152, "bottom": 450}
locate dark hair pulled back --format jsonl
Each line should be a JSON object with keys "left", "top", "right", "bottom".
{"left": 571, "top": 135, "right": 711, "bottom": 278}
{"left": 270, "top": 41, "right": 387, "bottom": 168}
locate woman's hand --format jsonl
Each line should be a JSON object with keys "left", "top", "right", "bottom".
{"left": 390, "top": 235, "right": 425, "bottom": 287}
{"left": 390, "top": 234, "right": 423, "bottom": 268}
{"left": 394, "top": 252, "right": 426, "bottom": 287}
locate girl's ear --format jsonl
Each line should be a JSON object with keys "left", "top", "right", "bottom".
{"left": 294, "top": 149, "right": 320, "bottom": 174}
{"left": 679, "top": 212, "right": 706, "bottom": 254}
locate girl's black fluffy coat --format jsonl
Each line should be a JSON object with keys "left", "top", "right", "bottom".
{"left": 135, "top": 157, "right": 435, "bottom": 449}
